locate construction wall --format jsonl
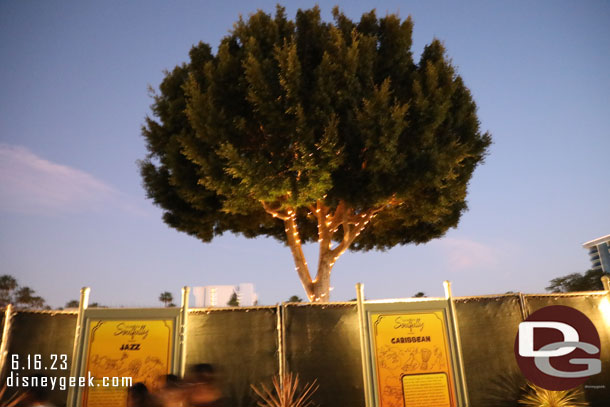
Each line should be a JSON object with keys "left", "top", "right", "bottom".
{"left": 186, "top": 307, "right": 279, "bottom": 407}
{"left": 1, "top": 311, "right": 77, "bottom": 405}
{"left": 1, "top": 291, "right": 609, "bottom": 407}
{"left": 283, "top": 303, "right": 365, "bottom": 407}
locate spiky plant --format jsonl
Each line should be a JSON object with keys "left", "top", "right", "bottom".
{"left": 480, "top": 370, "right": 527, "bottom": 406}
{"left": 0, "top": 385, "right": 26, "bottom": 407}
{"left": 251, "top": 373, "right": 318, "bottom": 407}
{"left": 519, "top": 383, "right": 589, "bottom": 407}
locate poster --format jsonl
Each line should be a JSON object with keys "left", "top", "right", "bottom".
{"left": 82, "top": 319, "right": 174, "bottom": 407}
{"left": 371, "top": 311, "right": 456, "bottom": 407}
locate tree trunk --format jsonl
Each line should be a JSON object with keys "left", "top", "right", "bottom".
{"left": 310, "top": 256, "right": 333, "bottom": 302}
{"left": 262, "top": 199, "right": 384, "bottom": 303}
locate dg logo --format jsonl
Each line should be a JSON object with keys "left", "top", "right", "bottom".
{"left": 514, "top": 305, "right": 602, "bottom": 390}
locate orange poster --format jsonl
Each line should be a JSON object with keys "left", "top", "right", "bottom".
{"left": 371, "top": 311, "right": 456, "bottom": 407}
{"left": 82, "top": 319, "right": 174, "bottom": 407}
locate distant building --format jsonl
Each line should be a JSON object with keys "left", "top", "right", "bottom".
{"left": 192, "top": 283, "right": 258, "bottom": 307}
{"left": 583, "top": 234, "right": 610, "bottom": 273}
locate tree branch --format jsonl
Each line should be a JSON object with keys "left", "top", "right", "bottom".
{"left": 328, "top": 200, "right": 346, "bottom": 231}
{"left": 262, "top": 201, "right": 290, "bottom": 221}
{"left": 284, "top": 213, "right": 315, "bottom": 298}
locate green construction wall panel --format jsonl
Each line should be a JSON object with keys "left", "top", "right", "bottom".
{"left": 283, "top": 303, "right": 365, "bottom": 407}
{"left": 186, "top": 308, "right": 278, "bottom": 407}
{"left": 454, "top": 295, "right": 526, "bottom": 407}
{"left": 4, "top": 312, "right": 77, "bottom": 407}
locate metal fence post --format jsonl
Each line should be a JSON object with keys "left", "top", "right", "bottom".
{"left": 444, "top": 281, "right": 470, "bottom": 407}
{"left": 0, "top": 304, "right": 14, "bottom": 380}
{"left": 356, "top": 283, "right": 373, "bottom": 407}
{"left": 66, "top": 287, "right": 90, "bottom": 407}
{"left": 602, "top": 275, "right": 610, "bottom": 292}
{"left": 276, "top": 303, "right": 286, "bottom": 389}
{"left": 179, "top": 286, "right": 190, "bottom": 378}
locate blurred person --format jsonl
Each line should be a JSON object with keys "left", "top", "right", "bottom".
{"left": 21, "top": 374, "right": 55, "bottom": 407}
{"left": 187, "top": 364, "right": 223, "bottom": 407}
{"left": 127, "top": 382, "right": 162, "bottom": 407}
{"left": 155, "top": 374, "right": 186, "bottom": 407}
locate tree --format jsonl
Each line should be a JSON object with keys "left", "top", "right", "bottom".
{"left": 65, "top": 299, "right": 104, "bottom": 309}
{"left": 288, "top": 295, "right": 303, "bottom": 302}
{"left": 89, "top": 302, "right": 106, "bottom": 308}
{"left": 65, "top": 299, "right": 80, "bottom": 308}
{"left": 159, "top": 291, "right": 174, "bottom": 307}
{"left": 140, "top": 6, "right": 491, "bottom": 302}
{"left": 546, "top": 269, "right": 608, "bottom": 293}
{"left": 227, "top": 291, "right": 240, "bottom": 306}
{"left": 14, "top": 287, "right": 45, "bottom": 310}
{"left": 0, "top": 275, "right": 18, "bottom": 306}
{"left": 0, "top": 275, "right": 46, "bottom": 309}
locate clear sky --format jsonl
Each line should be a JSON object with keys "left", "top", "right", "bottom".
{"left": 1, "top": 0, "right": 608, "bottom": 308}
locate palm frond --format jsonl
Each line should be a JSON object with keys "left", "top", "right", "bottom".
{"left": 0, "top": 385, "right": 27, "bottom": 407}
{"left": 519, "top": 383, "right": 589, "bottom": 407}
{"left": 251, "top": 372, "right": 318, "bottom": 407}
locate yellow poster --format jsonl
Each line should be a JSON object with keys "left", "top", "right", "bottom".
{"left": 371, "top": 311, "right": 455, "bottom": 407}
{"left": 82, "top": 319, "right": 174, "bottom": 407}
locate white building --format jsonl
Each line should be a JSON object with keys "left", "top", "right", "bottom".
{"left": 583, "top": 234, "right": 610, "bottom": 273}
{"left": 192, "top": 283, "right": 258, "bottom": 307}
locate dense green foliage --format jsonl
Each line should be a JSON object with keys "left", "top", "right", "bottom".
{"left": 159, "top": 291, "right": 174, "bottom": 307}
{"left": 546, "top": 269, "right": 608, "bottom": 293}
{"left": 0, "top": 274, "right": 47, "bottom": 309}
{"left": 227, "top": 291, "right": 240, "bottom": 306}
{"left": 140, "top": 6, "right": 491, "bottom": 300}
{"left": 65, "top": 299, "right": 80, "bottom": 308}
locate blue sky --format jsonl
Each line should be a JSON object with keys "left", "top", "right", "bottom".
{"left": 1, "top": 0, "right": 608, "bottom": 308}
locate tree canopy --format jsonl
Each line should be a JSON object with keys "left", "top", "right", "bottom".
{"left": 0, "top": 274, "right": 47, "bottom": 309}
{"left": 227, "top": 292, "right": 240, "bottom": 306}
{"left": 140, "top": 6, "right": 491, "bottom": 302}
{"left": 159, "top": 291, "right": 174, "bottom": 307}
{"left": 65, "top": 299, "right": 80, "bottom": 308}
{"left": 546, "top": 269, "right": 608, "bottom": 293}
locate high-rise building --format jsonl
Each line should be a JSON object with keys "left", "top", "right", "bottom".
{"left": 582, "top": 234, "right": 610, "bottom": 273}
{"left": 192, "top": 283, "right": 258, "bottom": 307}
